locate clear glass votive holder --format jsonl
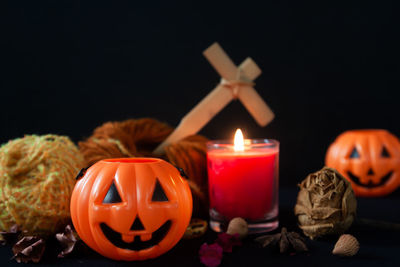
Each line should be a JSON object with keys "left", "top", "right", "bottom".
{"left": 207, "top": 139, "right": 279, "bottom": 234}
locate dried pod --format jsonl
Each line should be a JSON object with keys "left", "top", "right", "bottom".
{"left": 332, "top": 234, "right": 359, "bottom": 257}
{"left": 255, "top": 227, "right": 308, "bottom": 253}
{"left": 294, "top": 167, "right": 357, "bottom": 239}
{"left": 183, "top": 219, "right": 208, "bottom": 239}
{"left": 279, "top": 228, "right": 290, "bottom": 253}
{"left": 226, "top": 217, "right": 248, "bottom": 239}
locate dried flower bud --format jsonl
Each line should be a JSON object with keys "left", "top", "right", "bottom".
{"left": 294, "top": 167, "right": 357, "bottom": 239}
{"left": 226, "top": 217, "right": 248, "bottom": 239}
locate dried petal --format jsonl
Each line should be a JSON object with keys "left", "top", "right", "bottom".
{"left": 56, "top": 225, "right": 79, "bottom": 258}
{"left": 12, "top": 236, "right": 45, "bottom": 263}
{"left": 0, "top": 224, "right": 21, "bottom": 245}
{"left": 199, "top": 243, "right": 223, "bottom": 267}
{"left": 216, "top": 233, "right": 241, "bottom": 253}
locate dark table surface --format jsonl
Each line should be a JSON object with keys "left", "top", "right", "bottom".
{"left": 1, "top": 187, "right": 399, "bottom": 267}
{"left": 3, "top": 1, "right": 400, "bottom": 266}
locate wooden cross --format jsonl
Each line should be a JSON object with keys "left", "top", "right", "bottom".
{"left": 153, "top": 43, "right": 274, "bottom": 155}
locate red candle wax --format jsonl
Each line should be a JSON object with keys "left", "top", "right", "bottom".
{"left": 207, "top": 146, "right": 278, "bottom": 221}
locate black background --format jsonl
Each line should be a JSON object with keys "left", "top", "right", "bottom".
{"left": 2, "top": 1, "right": 400, "bottom": 266}
{"left": 2, "top": 1, "right": 400, "bottom": 187}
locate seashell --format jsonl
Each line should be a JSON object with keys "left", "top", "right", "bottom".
{"left": 227, "top": 217, "right": 248, "bottom": 239}
{"left": 332, "top": 234, "right": 359, "bottom": 257}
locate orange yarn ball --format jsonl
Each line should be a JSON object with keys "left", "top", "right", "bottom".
{"left": 78, "top": 118, "right": 209, "bottom": 217}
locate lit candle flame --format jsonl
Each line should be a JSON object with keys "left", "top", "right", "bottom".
{"left": 234, "top": 129, "right": 245, "bottom": 151}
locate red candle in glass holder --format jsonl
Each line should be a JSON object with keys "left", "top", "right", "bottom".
{"left": 207, "top": 129, "right": 279, "bottom": 233}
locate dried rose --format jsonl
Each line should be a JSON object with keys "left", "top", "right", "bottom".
{"left": 294, "top": 167, "right": 357, "bottom": 239}
{"left": 199, "top": 243, "right": 223, "bottom": 267}
{"left": 215, "top": 233, "right": 241, "bottom": 253}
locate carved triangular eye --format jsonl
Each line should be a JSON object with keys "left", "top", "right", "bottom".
{"left": 349, "top": 147, "right": 360, "bottom": 158}
{"left": 381, "top": 146, "right": 391, "bottom": 158}
{"left": 152, "top": 178, "right": 169, "bottom": 202}
{"left": 103, "top": 182, "right": 122, "bottom": 203}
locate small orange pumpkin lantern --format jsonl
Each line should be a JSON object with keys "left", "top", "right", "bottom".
{"left": 70, "top": 158, "right": 192, "bottom": 261}
{"left": 325, "top": 129, "right": 400, "bottom": 197}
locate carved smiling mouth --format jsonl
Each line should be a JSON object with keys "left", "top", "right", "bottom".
{"left": 100, "top": 220, "right": 171, "bottom": 251}
{"left": 347, "top": 171, "right": 393, "bottom": 188}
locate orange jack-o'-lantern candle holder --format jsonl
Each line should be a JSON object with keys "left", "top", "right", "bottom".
{"left": 70, "top": 158, "right": 193, "bottom": 261}
{"left": 326, "top": 129, "right": 400, "bottom": 197}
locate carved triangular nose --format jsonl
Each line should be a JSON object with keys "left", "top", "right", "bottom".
{"left": 367, "top": 168, "right": 375, "bottom": 176}
{"left": 130, "top": 217, "right": 145, "bottom": 231}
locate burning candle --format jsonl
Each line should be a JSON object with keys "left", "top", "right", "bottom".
{"left": 207, "top": 129, "right": 279, "bottom": 233}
